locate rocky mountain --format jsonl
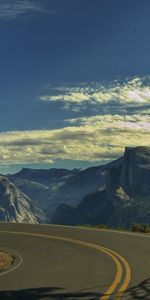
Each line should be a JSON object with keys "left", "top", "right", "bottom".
{"left": 8, "top": 158, "right": 122, "bottom": 221}
{"left": 8, "top": 168, "right": 80, "bottom": 219}
{"left": 53, "top": 147, "right": 150, "bottom": 227}
{"left": 1, "top": 146, "right": 149, "bottom": 226}
{"left": 0, "top": 175, "right": 47, "bottom": 223}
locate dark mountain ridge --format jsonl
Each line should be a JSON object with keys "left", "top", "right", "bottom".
{"left": 53, "top": 147, "right": 150, "bottom": 227}
{"left": 9, "top": 157, "right": 123, "bottom": 220}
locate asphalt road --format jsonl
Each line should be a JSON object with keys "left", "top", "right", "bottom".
{"left": 0, "top": 223, "right": 149, "bottom": 300}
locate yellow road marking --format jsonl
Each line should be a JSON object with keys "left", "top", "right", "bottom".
{"left": 0, "top": 230, "right": 131, "bottom": 299}
{"left": 98, "top": 245, "right": 131, "bottom": 300}
{"left": 73, "top": 225, "right": 132, "bottom": 299}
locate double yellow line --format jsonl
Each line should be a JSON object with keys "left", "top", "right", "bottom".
{"left": 0, "top": 230, "right": 131, "bottom": 299}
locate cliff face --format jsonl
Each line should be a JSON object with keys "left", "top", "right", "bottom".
{"left": 119, "top": 147, "right": 150, "bottom": 194}
{"left": 0, "top": 176, "right": 47, "bottom": 223}
{"left": 53, "top": 147, "right": 150, "bottom": 227}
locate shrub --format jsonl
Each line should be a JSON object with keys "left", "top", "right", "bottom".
{"left": 132, "top": 223, "right": 150, "bottom": 233}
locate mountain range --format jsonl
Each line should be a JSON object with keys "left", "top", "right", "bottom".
{"left": 0, "top": 146, "right": 149, "bottom": 227}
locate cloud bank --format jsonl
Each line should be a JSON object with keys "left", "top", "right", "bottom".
{"left": 0, "top": 112, "right": 149, "bottom": 166}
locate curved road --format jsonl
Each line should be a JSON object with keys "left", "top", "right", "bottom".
{"left": 0, "top": 223, "right": 149, "bottom": 299}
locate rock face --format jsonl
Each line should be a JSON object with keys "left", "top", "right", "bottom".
{"left": 0, "top": 175, "right": 47, "bottom": 223}
{"left": 119, "top": 147, "right": 150, "bottom": 195}
{"left": 53, "top": 147, "right": 150, "bottom": 227}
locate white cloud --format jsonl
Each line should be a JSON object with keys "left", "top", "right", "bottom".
{"left": 40, "top": 77, "right": 150, "bottom": 112}
{"left": 0, "top": 0, "right": 53, "bottom": 20}
{"left": 0, "top": 113, "right": 150, "bottom": 166}
{"left": 66, "top": 114, "right": 150, "bottom": 130}
{"left": 41, "top": 92, "right": 91, "bottom": 104}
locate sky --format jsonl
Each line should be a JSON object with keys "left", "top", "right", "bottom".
{"left": 0, "top": 0, "right": 150, "bottom": 174}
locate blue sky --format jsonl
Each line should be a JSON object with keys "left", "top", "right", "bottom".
{"left": 0, "top": 0, "right": 150, "bottom": 174}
